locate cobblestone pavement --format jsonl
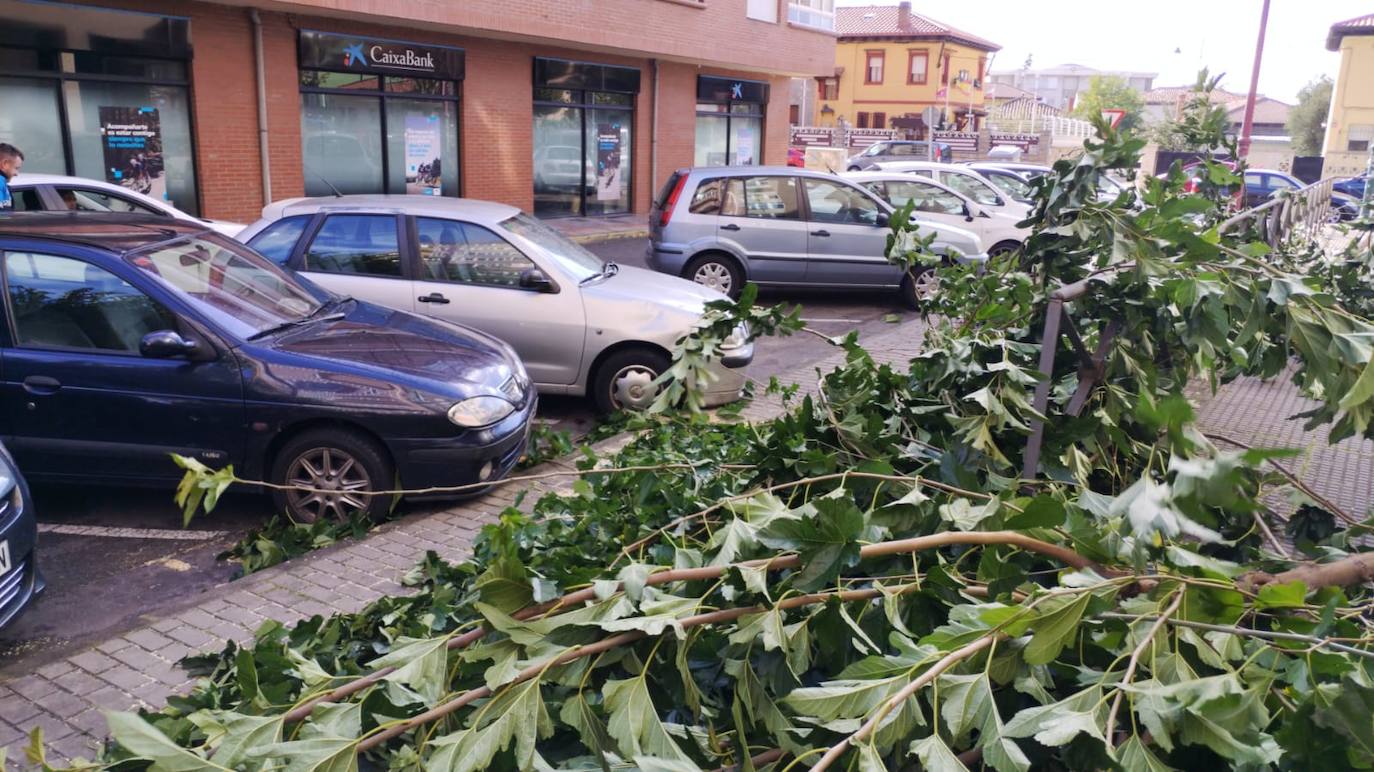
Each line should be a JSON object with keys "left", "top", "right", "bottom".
{"left": 2, "top": 317, "right": 1372, "bottom": 763}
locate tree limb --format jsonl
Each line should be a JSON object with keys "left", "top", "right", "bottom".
{"left": 1105, "top": 590, "right": 1183, "bottom": 747}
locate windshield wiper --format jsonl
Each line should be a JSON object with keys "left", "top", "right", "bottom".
{"left": 579, "top": 261, "right": 620, "bottom": 286}
{"left": 247, "top": 298, "right": 350, "bottom": 341}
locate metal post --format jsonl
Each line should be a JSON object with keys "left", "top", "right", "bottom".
{"left": 1361, "top": 143, "right": 1374, "bottom": 221}
{"left": 1022, "top": 298, "right": 1063, "bottom": 480}
{"left": 1236, "top": 0, "right": 1272, "bottom": 160}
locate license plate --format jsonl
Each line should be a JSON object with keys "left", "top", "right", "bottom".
{"left": 0, "top": 541, "right": 10, "bottom": 575}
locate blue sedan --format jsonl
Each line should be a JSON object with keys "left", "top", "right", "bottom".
{"left": 0, "top": 213, "right": 535, "bottom": 523}
{"left": 0, "top": 441, "right": 41, "bottom": 629}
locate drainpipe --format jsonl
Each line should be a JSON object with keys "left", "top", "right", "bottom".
{"left": 651, "top": 58, "right": 660, "bottom": 202}
{"left": 250, "top": 9, "right": 273, "bottom": 207}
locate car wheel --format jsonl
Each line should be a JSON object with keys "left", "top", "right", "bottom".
{"left": 847, "top": 165, "right": 862, "bottom": 172}
{"left": 593, "top": 348, "right": 672, "bottom": 414}
{"left": 899, "top": 266, "right": 939, "bottom": 310}
{"left": 989, "top": 240, "right": 1021, "bottom": 258}
{"left": 270, "top": 428, "right": 394, "bottom": 523}
{"left": 684, "top": 253, "right": 742, "bottom": 299}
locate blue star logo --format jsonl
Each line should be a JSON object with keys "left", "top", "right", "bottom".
{"left": 343, "top": 43, "right": 366, "bottom": 68}
{"left": 731, "top": 83, "right": 743, "bottom": 99}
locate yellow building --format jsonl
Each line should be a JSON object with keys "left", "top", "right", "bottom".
{"left": 1324, "top": 13, "right": 1374, "bottom": 177}
{"left": 815, "top": 2, "right": 999, "bottom": 134}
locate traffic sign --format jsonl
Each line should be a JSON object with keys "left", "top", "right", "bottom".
{"left": 1101, "top": 109, "right": 1126, "bottom": 129}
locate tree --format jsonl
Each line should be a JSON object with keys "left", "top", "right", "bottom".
{"left": 1071, "top": 74, "right": 1145, "bottom": 132}
{"left": 1149, "top": 68, "right": 1233, "bottom": 153}
{"left": 1287, "top": 75, "right": 1333, "bottom": 156}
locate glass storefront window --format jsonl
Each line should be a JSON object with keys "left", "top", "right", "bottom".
{"left": 533, "top": 88, "right": 634, "bottom": 218}
{"left": 729, "top": 117, "right": 762, "bottom": 166}
{"left": 301, "top": 71, "right": 380, "bottom": 90}
{"left": 65, "top": 52, "right": 186, "bottom": 80}
{"left": 385, "top": 98, "right": 459, "bottom": 197}
{"left": 694, "top": 114, "right": 729, "bottom": 168}
{"left": 533, "top": 104, "right": 586, "bottom": 217}
{"left": 385, "top": 78, "right": 455, "bottom": 97}
{"left": 0, "top": 77, "right": 65, "bottom": 174}
{"left": 301, "top": 92, "right": 384, "bottom": 196}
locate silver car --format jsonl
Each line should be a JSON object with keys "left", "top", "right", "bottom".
{"left": 647, "top": 166, "right": 986, "bottom": 308}
{"left": 237, "top": 196, "right": 752, "bottom": 412}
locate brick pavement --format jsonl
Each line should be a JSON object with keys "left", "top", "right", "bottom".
{"left": 3, "top": 317, "right": 1372, "bottom": 763}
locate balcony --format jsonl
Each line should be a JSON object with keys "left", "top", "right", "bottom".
{"left": 788, "top": 1, "right": 834, "bottom": 31}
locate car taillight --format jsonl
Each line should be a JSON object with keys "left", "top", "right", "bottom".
{"left": 659, "top": 174, "right": 689, "bottom": 227}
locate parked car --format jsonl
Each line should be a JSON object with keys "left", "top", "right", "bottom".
{"left": 844, "top": 171, "right": 1028, "bottom": 257}
{"left": 961, "top": 163, "right": 1037, "bottom": 204}
{"left": 0, "top": 440, "right": 42, "bottom": 630}
{"left": 7, "top": 174, "right": 245, "bottom": 237}
{"left": 648, "top": 166, "right": 986, "bottom": 309}
{"left": 845, "top": 140, "right": 952, "bottom": 171}
{"left": 1333, "top": 176, "right": 1367, "bottom": 200}
{"left": 1243, "top": 168, "right": 1360, "bottom": 220}
{"left": 0, "top": 213, "right": 535, "bottom": 523}
{"left": 238, "top": 197, "right": 752, "bottom": 413}
{"left": 872, "top": 161, "right": 1033, "bottom": 222}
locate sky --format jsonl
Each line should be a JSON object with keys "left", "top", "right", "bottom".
{"left": 834, "top": 0, "right": 1369, "bottom": 103}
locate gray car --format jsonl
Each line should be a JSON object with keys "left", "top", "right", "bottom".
{"left": 236, "top": 196, "right": 752, "bottom": 413}
{"left": 846, "top": 140, "right": 953, "bottom": 171}
{"left": 647, "top": 166, "right": 986, "bottom": 308}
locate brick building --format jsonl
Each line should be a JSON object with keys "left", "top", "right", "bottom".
{"left": 0, "top": 0, "right": 835, "bottom": 222}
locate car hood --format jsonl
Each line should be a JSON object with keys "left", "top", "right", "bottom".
{"left": 253, "top": 300, "right": 521, "bottom": 400}
{"left": 582, "top": 264, "right": 723, "bottom": 314}
{"left": 578, "top": 265, "right": 724, "bottom": 348}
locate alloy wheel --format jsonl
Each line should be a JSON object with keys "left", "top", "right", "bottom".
{"left": 610, "top": 365, "right": 661, "bottom": 411}
{"left": 692, "top": 262, "right": 733, "bottom": 295}
{"left": 912, "top": 269, "right": 940, "bottom": 302}
{"left": 285, "top": 446, "right": 373, "bottom": 522}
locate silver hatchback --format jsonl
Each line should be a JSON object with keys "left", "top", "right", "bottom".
{"left": 237, "top": 196, "right": 752, "bottom": 413}
{"left": 647, "top": 166, "right": 985, "bottom": 308}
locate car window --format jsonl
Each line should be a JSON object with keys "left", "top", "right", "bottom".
{"left": 942, "top": 173, "right": 1001, "bottom": 206}
{"left": 688, "top": 178, "right": 723, "bottom": 215}
{"left": 802, "top": 178, "right": 881, "bottom": 225}
{"left": 889, "top": 144, "right": 919, "bottom": 156}
{"left": 721, "top": 177, "right": 801, "bottom": 219}
{"left": 885, "top": 180, "right": 965, "bottom": 215}
{"left": 4, "top": 251, "right": 178, "bottom": 353}
{"left": 7, "top": 188, "right": 43, "bottom": 212}
{"left": 1244, "top": 172, "right": 1265, "bottom": 187}
{"left": 863, "top": 143, "right": 886, "bottom": 156}
{"left": 418, "top": 218, "right": 535, "bottom": 288}
{"left": 984, "top": 172, "right": 1032, "bottom": 200}
{"left": 55, "top": 187, "right": 161, "bottom": 216}
{"left": 305, "top": 214, "right": 403, "bottom": 276}
{"left": 1268, "top": 174, "right": 1298, "bottom": 190}
{"left": 247, "top": 215, "right": 312, "bottom": 266}
{"left": 909, "top": 169, "right": 933, "bottom": 178}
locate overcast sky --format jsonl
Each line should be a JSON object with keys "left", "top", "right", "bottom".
{"left": 834, "top": 0, "right": 1367, "bottom": 102}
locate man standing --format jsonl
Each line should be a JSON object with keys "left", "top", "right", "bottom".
{"left": 0, "top": 144, "right": 22, "bottom": 211}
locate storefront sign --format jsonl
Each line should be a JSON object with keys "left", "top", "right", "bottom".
{"left": 697, "top": 76, "right": 769, "bottom": 104}
{"left": 404, "top": 114, "right": 442, "bottom": 196}
{"left": 99, "top": 106, "right": 167, "bottom": 202}
{"left": 595, "top": 123, "right": 622, "bottom": 202}
{"left": 299, "top": 30, "right": 464, "bottom": 80}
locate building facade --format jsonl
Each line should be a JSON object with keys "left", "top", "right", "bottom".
{"left": 0, "top": 0, "right": 835, "bottom": 222}
{"left": 988, "top": 63, "right": 1155, "bottom": 114}
{"left": 812, "top": 2, "right": 998, "bottom": 134}
{"left": 1323, "top": 13, "right": 1374, "bottom": 178}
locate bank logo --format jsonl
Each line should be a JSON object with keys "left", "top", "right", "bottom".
{"left": 343, "top": 42, "right": 366, "bottom": 68}
{"left": 731, "top": 82, "right": 744, "bottom": 99}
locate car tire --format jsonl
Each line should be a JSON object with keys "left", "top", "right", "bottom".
{"left": 683, "top": 253, "right": 743, "bottom": 299}
{"left": 593, "top": 348, "right": 672, "bottom": 415}
{"left": 847, "top": 165, "right": 862, "bottom": 172}
{"left": 899, "top": 266, "right": 939, "bottom": 310}
{"left": 989, "top": 240, "right": 1021, "bottom": 258}
{"left": 270, "top": 427, "right": 395, "bottom": 524}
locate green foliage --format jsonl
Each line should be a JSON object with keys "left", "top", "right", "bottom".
{"left": 1070, "top": 75, "right": 1146, "bottom": 132}
{"left": 1150, "top": 69, "right": 1235, "bottom": 153}
{"left": 1287, "top": 76, "right": 1334, "bottom": 157}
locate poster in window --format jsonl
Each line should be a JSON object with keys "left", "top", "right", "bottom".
{"left": 99, "top": 106, "right": 167, "bottom": 202}
{"left": 596, "top": 123, "right": 622, "bottom": 202}
{"left": 735, "top": 126, "right": 756, "bottom": 166}
{"left": 405, "top": 114, "right": 442, "bottom": 196}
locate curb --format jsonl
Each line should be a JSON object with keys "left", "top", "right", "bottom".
{"left": 566, "top": 228, "right": 650, "bottom": 244}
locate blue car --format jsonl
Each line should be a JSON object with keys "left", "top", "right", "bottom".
{"left": 1243, "top": 169, "right": 1360, "bottom": 221}
{"left": 0, "top": 441, "right": 41, "bottom": 629}
{"left": 1333, "top": 176, "right": 1367, "bottom": 200}
{"left": 0, "top": 213, "right": 535, "bottom": 523}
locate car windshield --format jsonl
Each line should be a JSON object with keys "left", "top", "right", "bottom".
{"left": 126, "top": 235, "right": 323, "bottom": 340}
{"left": 500, "top": 212, "right": 604, "bottom": 279}
{"left": 984, "top": 172, "right": 1032, "bottom": 199}
{"left": 944, "top": 172, "right": 1001, "bottom": 206}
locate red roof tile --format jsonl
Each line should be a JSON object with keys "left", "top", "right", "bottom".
{"left": 1329, "top": 13, "right": 1374, "bottom": 51}
{"left": 835, "top": 5, "right": 1000, "bottom": 51}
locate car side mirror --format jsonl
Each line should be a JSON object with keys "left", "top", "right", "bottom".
{"left": 519, "top": 268, "right": 556, "bottom": 293}
{"left": 140, "top": 330, "right": 199, "bottom": 359}
{"left": 963, "top": 205, "right": 975, "bottom": 222}
{"left": 875, "top": 212, "right": 890, "bottom": 227}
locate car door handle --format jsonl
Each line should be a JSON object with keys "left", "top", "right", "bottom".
{"left": 418, "top": 293, "right": 451, "bottom": 305}
{"left": 720, "top": 223, "right": 741, "bottom": 231}
{"left": 810, "top": 230, "right": 831, "bottom": 237}
{"left": 22, "top": 376, "right": 61, "bottom": 395}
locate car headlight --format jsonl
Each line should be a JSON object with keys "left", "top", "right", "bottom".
{"left": 721, "top": 322, "right": 750, "bottom": 351}
{"left": 448, "top": 396, "right": 515, "bottom": 428}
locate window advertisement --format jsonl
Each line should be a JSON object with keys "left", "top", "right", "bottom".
{"left": 588, "top": 111, "right": 630, "bottom": 215}
{"left": 98, "top": 106, "right": 165, "bottom": 202}
{"left": 595, "top": 122, "right": 621, "bottom": 202}
{"left": 385, "top": 99, "right": 458, "bottom": 196}
{"left": 404, "top": 114, "right": 441, "bottom": 195}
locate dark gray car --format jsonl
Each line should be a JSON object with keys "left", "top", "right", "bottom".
{"left": 846, "top": 140, "right": 952, "bottom": 171}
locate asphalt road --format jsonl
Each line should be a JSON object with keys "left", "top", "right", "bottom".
{"left": 0, "top": 237, "right": 913, "bottom": 669}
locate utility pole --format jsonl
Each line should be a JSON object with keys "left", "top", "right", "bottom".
{"left": 1236, "top": 0, "right": 1271, "bottom": 160}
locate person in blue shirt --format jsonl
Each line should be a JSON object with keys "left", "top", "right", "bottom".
{"left": 0, "top": 144, "right": 23, "bottom": 212}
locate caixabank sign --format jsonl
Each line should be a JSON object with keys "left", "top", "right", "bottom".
{"left": 299, "top": 30, "right": 465, "bottom": 79}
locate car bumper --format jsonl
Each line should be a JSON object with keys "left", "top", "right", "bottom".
{"left": 646, "top": 244, "right": 690, "bottom": 276}
{"left": 390, "top": 394, "right": 537, "bottom": 494}
{"left": 703, "top": 354, "right": 750, "bottom": 408}
{"left": 0, "top": 475, "right": 42, "bottom": 631}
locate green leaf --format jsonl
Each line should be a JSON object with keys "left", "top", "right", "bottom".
{"left": 474, "top": 556, "right": 533, "bottom": 613}
{"left": 235, "top": 647, "right": 261, "bottom": 709}
{"left": 1023, "top": 593, "right": 1092, "bottom": 665}
{"left": 1004, "top": 496, "right": 1064, "bottom": 529}
{"left": 252, "top": 737, "right": 358, "bottom": 772}
{"left": 560, "top": 691, "right": 616, "bottom": 763}
{"left": 1340, "top": 356, "right": 1374, "bottom": 411}
{"left": 909, "top": 734, "right": 971, "bottom": 772}
{"left": 756, "top": 495, "right": 864, "bottom": 591}
{"left": 105, "top": 711, "right": 231, "bottom": 772}
{"left": 1116, "top": 734, "right": 1176, "bottom": 771}
{"left": 369, "top": 635, "right": 452, "bottom": 705}
{"left": 937, "top": 673, "right": 1030, "bottom": 772}
{"left": 426, "top": 678, "right": 553, "bottom": 772}
{"left": 603, "top": 676, "right": 693, "bottom": 763}
{"left": 1255, "top": 580, "right": 1307, "bottom": 610}
{"left": 209, "top": 713, "right": 283, "bottom": 768}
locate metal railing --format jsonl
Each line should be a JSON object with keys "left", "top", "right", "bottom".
{"left": 1219, "top": 178, "right": 1335, "bottom": 249}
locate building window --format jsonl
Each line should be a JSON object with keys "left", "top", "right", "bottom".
{"left": 873, "top": 112, "right": 886, "bottom": 129}
{"left": 787, "top": 0, "right": 834, "bottom": 31}
{"left": 746, "top": 0, "right": 777, "bottom": 23}
{"left": 820, "top": 77, "right": 839, "bottom": 101}
{"left": 532, "top": 59, "right": 640, "bottom": 218}
{"left": 908, "top": 50, "right": 928, "bottom": 85}
{"left": 856, "top": 112, "right": 870, "bottom": 128}
{"left": 297, "top": 31, "right": 463, "bottom": 199}
{"left": 1349, "top": 125, "right": 1374, "bottom": 153}
{"left": 866, "top": 51, "right": 885, "bottom": 85}
{"left": 941, "top": 54, "right": 951, "bottom": 85}
{"left": 977, "top": 58, "right": 985, "bottom": 87}
{"left": 695, "top": 76, "right": 769, "bottom": 167}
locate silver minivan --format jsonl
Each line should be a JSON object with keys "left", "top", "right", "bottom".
{"left": 647, "top": 166, "right": 985, "bottom": 308}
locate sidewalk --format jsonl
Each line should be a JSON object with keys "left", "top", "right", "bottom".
{"left": 4, "top": 318, "right": 1372, "bottom": 763}
{"left": 545, "top": 214, "right": 648, "bottom": 243}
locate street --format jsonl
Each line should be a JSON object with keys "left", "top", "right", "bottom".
{"left": 0, "top": 236, "right": 915, "bottom": 669}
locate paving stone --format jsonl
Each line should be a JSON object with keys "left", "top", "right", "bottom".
{"left": 123, "top": 628, "right": 175, "bottom": 654}
{"left": 0, "top": 687, "right": 43, "bottom": 725}
{"left": 9, "top": 675, "right": 58, "bottom": 703}
{"left": 84, "top": 686, "right": 135, "bottom": 713}
{"left": 175, "top": 607, "right": 221, "bottom": 630}
{"left": 51, "top": 669, "right": 108, "bottom": 699}
{"left": 0, "top": 723, "right": 28, "bottom": 752}
{"left": 100, "top": 667, "right": 153, "bottom": 694}
{"left": 31, "top": 688, "right": 92, "bottom": 724}
{"left": 68, "top": 650, "right": 118, "bottom": 676}
{"left": 24, "top": 710, "right": 76, "bottom": 744}
{"left": 34, "top": 660, "right": 77, "bottom": 682}
{"left": 163, "top": 626, "right": 216, "bottom": 649}
{"left": 46, "top": 731, "right": 100, "bottom": 765}
{"left": 110, "top": 645, "right": 163, "bottom": 672}
{"left": 94, "top": 638, "right": 132, "bottom": 656}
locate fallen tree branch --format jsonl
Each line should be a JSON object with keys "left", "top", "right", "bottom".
{"left": 1105, "top": 590, "right": 1184, "bottom": 747}
{"left": 1241, "top": 552, "right": 1374, "bottom": 593}
{"left": 1098, "top": 612, "right": 1374, "bottom": 659}
{"left": 1206, "top": 433, "right": 1357, "bottom": 525}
